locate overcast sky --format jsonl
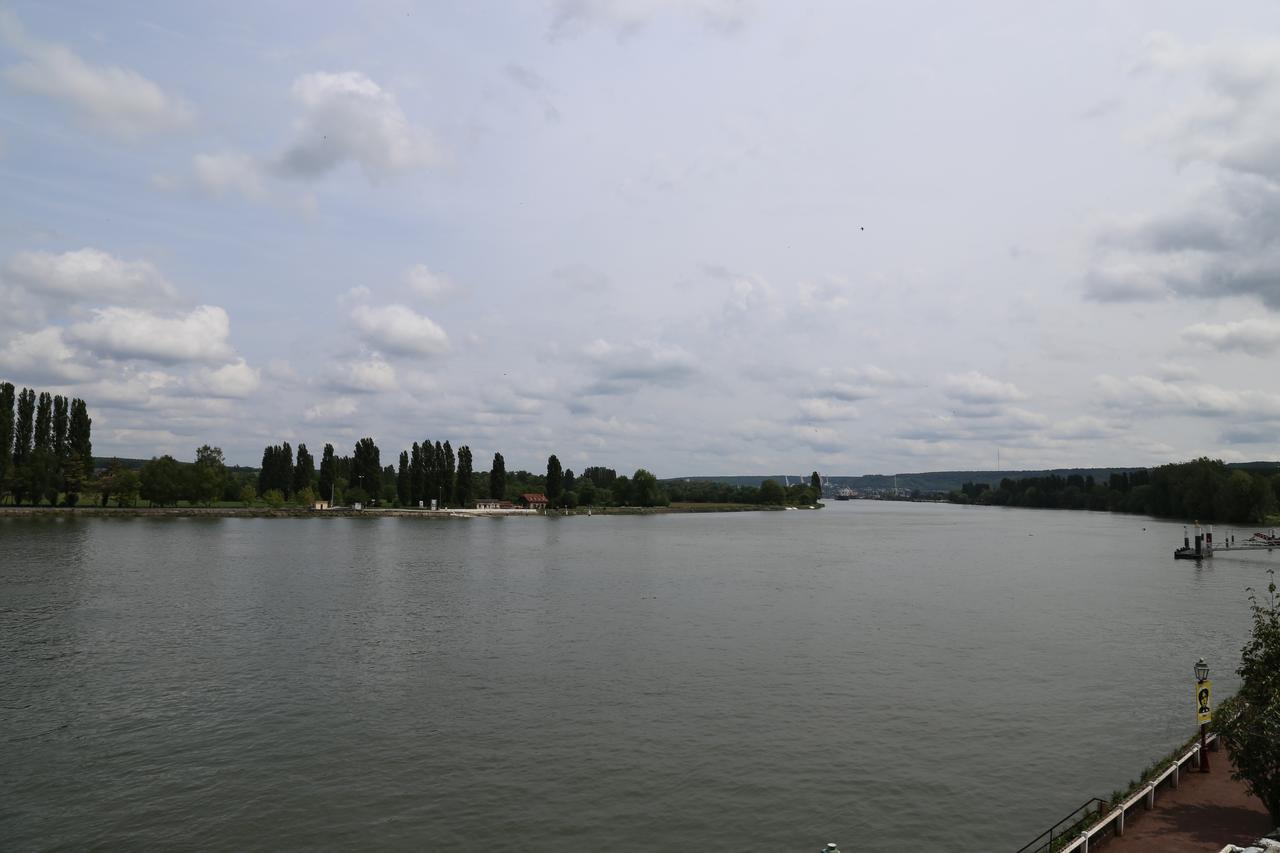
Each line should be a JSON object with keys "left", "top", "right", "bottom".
{"left": 2, "top": 1, "right": 1280, "bottom": 475}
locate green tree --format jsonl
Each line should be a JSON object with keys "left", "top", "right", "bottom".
{"left": 443, "top": 441, "right": 456, "bottom": 505}
{"left": 294, "top": 443, "right": 315, "bottom": 495}
{"left": 33, "top": 391, "right": 52, "bottom": 453}
{"left": 631, "top": 468, "right": 667, "bottom": 507}
{"left": 318, "top": 443, "right": 336, "bottom": 503}
{"left": 52, "top": 395, "right": 68, "bottom": 459}
{"left": 490, "top": 452, "right": 506, "bottom": 500}
{"left": 811, "top": 471, "right": 821, "bottom": 498}
{"left": 759, "top": 479, "right": 785, "bottom": 505}
{"left": 139, "top": 455, "right": 183, "bottom": 506}
{"left": 262, "top": 488, "right": 285, "bottom": 508}
{"left": 352, "top": 437, "right": 381, "bottom": 499}
{"left": 397, "top": 450, "right": 410, "bottom": 505}
{"left": 67, "top": 398, "right": 92, "bottom": 476}
{"left": 97, "top": 458, "right": 123, "bottom": 506}
{"left": 410, "top": 442, "right": 424, "bottom": 506}
{"left": 546, "top": 454, "right": 563, "bottom": 502}
{"left": 0, "top": 382, "right": 14, "bottom": 498}
{"left": 192, "top": 445, "right": 227, "bottom": 505}
{"left": 24, "top": 448, "right": 59, "bottom": 505}
{"left": 240, "top": 483, "right": 258, "bottom": 506}
{"left": 1215, "top": 570, "right": 1280, "bottom": 824}
{"left": 12, "top": 388, "right": 35, "bottom": 503}
{"left": 114, "top": 468, "right": 140, "bottom": 506}
{"left": 456, "top": 445, "right": 474, "bottom": 506}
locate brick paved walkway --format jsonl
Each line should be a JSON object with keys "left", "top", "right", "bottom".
{"left": 1101, "top": 754, "right": 1274, "bottom": 852}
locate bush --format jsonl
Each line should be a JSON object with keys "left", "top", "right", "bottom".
{"left": 262, "top": 489, "right": 285, "bottom": 508}
{"left": 1214, "top": 569, "right": 1280, "bottom": 824}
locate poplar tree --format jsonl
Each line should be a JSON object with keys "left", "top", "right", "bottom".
{"left": 546, "top": 454, "right": 563, "bottom": 501}
{"left": 352, "top": 437, "right": 381, "bottom": 498}
{"left": 53, "top": 396, "right": 68, "bottom": 458}
{"left": 490, "top": 452, "right": 506, "bottom": 500}
{"left": 67, "top": 398, "right": 92, "bottom": 473}
{"left": 14, "top": 390, "right": 35, "bottom": 492}
{"left": 456, "top": 445, "right": 474, "bottom": 507}
{"left": 0, "top": 382, "right": 13, "bottom": 486}
{"left": 410, "top": 442, "right": 423, "bottom": 505}
{"left": 294, "top": 444, "right": 315, "bottom": 495}
{"left": 34, "top": 391, "right": 52, "bottom": 453}
{"left": 443, "top": 440, "right": 455, "bottom": 505}
{"left": 318, "top": 443, "right": 336, "bottom": 502}
{"left": 811, "top": 471, "right": 821, "bottom": 497}
{"left": 397, "top": 450, "right": 410, "bottom": 506}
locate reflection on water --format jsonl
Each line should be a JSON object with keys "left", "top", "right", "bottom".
{"left": 1, "top": 505, "right": 1271, "bottom": 850}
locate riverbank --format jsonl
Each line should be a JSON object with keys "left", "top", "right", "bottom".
{"left": 0, "top": 502, "right": 820, "bottom": 519}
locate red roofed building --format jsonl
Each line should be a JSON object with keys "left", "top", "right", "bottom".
{"left": 519, "top": 493, "right": 549, "bottom": 510}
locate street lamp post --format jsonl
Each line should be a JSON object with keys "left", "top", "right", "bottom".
{"left": 1195, "top": 657, "right": 1211, "bottom": 773}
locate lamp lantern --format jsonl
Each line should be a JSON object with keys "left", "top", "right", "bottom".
{"left": 1194, "top": 658, "right": 1210, "bottom": 683}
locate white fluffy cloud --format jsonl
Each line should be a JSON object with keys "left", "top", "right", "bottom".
{"left": 1087, "top": 34, "right": 1280, "bottom": 309}
{"left": 349, "top": 303, "right": 450, "bottom": 356}
{"left": 6, "top": 248, "right": 176, "bottom": 304}
{"left": 580, "top": 338, "right": 697, "bottom": 395}
{"left": 273, "top": 71, "right": 442, "bottom": 181}
{"left": 404, "top": 264, "right": 454, "bottom": 300}
{"left": 0, "top": 10, "right": 192, "bottom": 137}
{"left": 192, "top": 359, "right": 261, "bottom": 398}
{"left": 1096, "top": 374, "right": 1280, "bottom": 421}
{"left": 304, "top": 396, "right": 359, "bottom": 425}
{"left": 68, "top": 305, "right": 235, "bottom": 364}
{"left": 325, "top": 357, "right": 398, "bottom": 393}
{"left": 943, "top": 371, "right": 1027, "bottom": 405}
{"left": 191, "top": 152, "right": 267, "bottom": 201}
{"left": 1183, "top": 317, "right": 1280, "bottom": 356}
{"left": 0, "top": 326, "right": 94, "bottom": 383}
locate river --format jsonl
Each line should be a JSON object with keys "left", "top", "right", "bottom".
{"left": 2, "top": 502, "right": 1273, "bottom": 850}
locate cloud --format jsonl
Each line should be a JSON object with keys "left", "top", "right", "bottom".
{"left": 272, "top": 71, "right": 442, "bottom": 181}
{"left": 1183, "top": 317, "right": 1280, "bottom": 356}
{"left": 404, "top": 264, "right": 454, "bottom": 300}
{"left": 580, "top": 338, "right": 697, "bottom": 395}
{"left": 549, "top": 0, "right": 753, "bottom": 39}
{"left": 0, "top": 326, "right": 94, "bottom": 383}
{"left": 1086, "top": 34, "right": 1280, "bottom": 309}
{"left": 190, "top": 152, "right": 267, "bottom": 201}
{"left": 67, "top": 305, "right": 235, "bottom": 364}
{"left": 1096, "top": 374, "right": 1280, "bottom": 421}
{"left": 6, "top": 248, "right": 176, "bottom": 304}
{"left": 325, "top": 356, "right": 397, "bottom": 393}
{"left": 943, "top": 371, "right": 1027, "bottom": 405}
{"left": 191, "top": 359, "right": 261, "bottom": 398}
{"left": 303, "top": 396, "right": 359, "bottom": 425}
{"left": 0, "top": 10, "right": 192, "bottom": 137}
{"left": 349, "top": 303, "right": 450, "bottom": 356}
{"left": 796, "top": 398, "right": 858, "bottom": 422}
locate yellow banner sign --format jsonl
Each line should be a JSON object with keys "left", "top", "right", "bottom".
{"left": 1196, "top": 680, "right": 1212, "bottom": 725}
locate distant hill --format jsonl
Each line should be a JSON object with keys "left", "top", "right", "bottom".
{"left": 667, "top": 462, "right": 1280, "bottom": 495}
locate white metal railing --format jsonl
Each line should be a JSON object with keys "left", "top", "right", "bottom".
{"left": 1053, "top": 733, "right": 1217, "bottom": 853}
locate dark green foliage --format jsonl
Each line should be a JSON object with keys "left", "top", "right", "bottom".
{"left": 33, "top": 392, "right": 52, "bottom": 453}
{"left": 489, "top": 452, "right": 505, "bottom": 500}
{"left": 67, "top": 398, "right": 92, "bottom": 476}
{"left": 352, "top": 437, "right": 381, "bottom": 499}
{"left": 443, "top": 441, "right": 455, "bottom": 505}
{"left": 811, "top": 471, "right": 821, "bottom": 496}
{"left": 1214, "top": 571, "right": 1280, "bottom": 824}
{"left": 410, "top": 442, "right": 423, "bottom": 505}
{"left": 0, "top": 382, "right": 13, "bottom": 493}
{"left": 258, "top": 443, "right": 295, "bottom": 498}
{"left": 546, "top": 454, "right": 562, "bottom": 501}
{"left": 397, "top": 450, "right": 410, "bottom": 506}
{"left": 629, "top": 468, "right": 667, "bottom": 507}
{"left": 318, "top": 443, "right": 336, "bottom": 502}
{"left": 294, "top": 444, "right": 315, "bottom": 495}
{"left": 456, "top": 446, "right": 474, "bottom": 506}
{"left": 948, "top": 458, "right": 1277, "bottom": 523}
{"left": 191, "top": 445, "right": 227, "bottom": 505}
{"left": 140, "top": 455, "right": 184, "bottom": 505}
{"left": 759, "top": 479, "right": 785, "bottom": 505}
{"left": 23, "top": 448, "right": 59, "bottom": 505}
{"left": 14, "top": 388, "right": 34, "bottom": 469}
{"left": 52, "top": 396, "right": 68, "bottom": 458}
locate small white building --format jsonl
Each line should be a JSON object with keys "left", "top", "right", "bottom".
{"left": 313, "top": 500, "right": 331, "bottom": 510}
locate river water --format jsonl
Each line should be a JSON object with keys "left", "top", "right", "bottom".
{"left": 2, "top": 502, "right": 1274, "bottom": 850}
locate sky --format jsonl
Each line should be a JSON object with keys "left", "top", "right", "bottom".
{"left": 2, "top": 1, "right": 1280, "bottom": 476}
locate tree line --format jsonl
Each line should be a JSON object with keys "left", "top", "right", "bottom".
{"left": 948, "top": 458, "right": 1280, "bottom": 524}
{"left": 0, "top": 382, "right": 93, "bottom": 506}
